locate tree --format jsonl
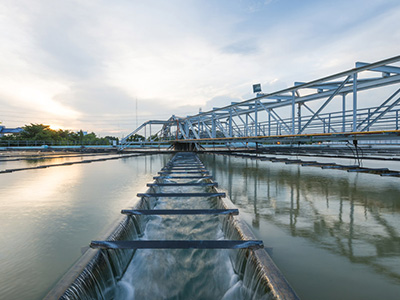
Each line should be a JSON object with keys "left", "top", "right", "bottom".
{"left": 0, "top": 123, "right": 119, "bottom": 146}
{"left": 18, "top": 124, "right": 54, "bottom": 140}
{"left": 126, "top": 134, "right": 145, "bottom": 142}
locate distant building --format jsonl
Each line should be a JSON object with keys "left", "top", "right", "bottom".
{"left": 0, "top": 125, "right": 23, "bottom": 137}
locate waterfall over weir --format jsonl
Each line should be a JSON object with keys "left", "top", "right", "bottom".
{"left": 45, "top": 153, "right": 298, "bottom": 300}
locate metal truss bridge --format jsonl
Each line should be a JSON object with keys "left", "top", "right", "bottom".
{"left": 120, "top": 55, "right": 400, "bottom": 151}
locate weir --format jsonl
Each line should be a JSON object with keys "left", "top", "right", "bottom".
{"left": 45, "top": 152, "right": 298, "bottom": 300}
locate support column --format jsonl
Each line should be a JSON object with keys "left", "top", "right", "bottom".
{"left": 268, "top": 109, "right": 271, "bottom": 136}
{"left": 185, "top": 122, "right": 189, "bottom": 138}
{"left": 342, "top": 94, "right": 346, "bottom": 132}
{"left": 246, "top": 114, "right": 249, "bottom": 136}
{"left": 292, "top": 91, "right": 296, "bottom": 134}
{"left": 352, "top": 73, "right": 358, "bottom": 132}
{"left": 150, "top": 124, "right": 152, "bottom": 141}
{"left": 198, "top": 116, "right": 202, "bottom": 138}
{"left": 297, "top": 103, "right": 301, "bottom": 134}
{"left": 229, "top": 108, "right": 233, "bottom": 137}
{"left": 254, "top": 101, "right": 258, "bottom": 136}
{"left": 212, "top": 114, "right": 216, "bottom": 138}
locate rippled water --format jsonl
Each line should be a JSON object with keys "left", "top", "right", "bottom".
{"left": 201, "top": 154, "right": 400, "bottom": 300}
{"left": 0, "top": 154, "right": 169, "bottom": 300}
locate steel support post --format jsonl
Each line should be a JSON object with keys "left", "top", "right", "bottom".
{"left": 342, "top": 94, "right": 346, "bottom": 132}
{"left": 292, "top": 91, "right": 296, "bottom": 134}
{"left": 229, "top": 108, "right": 233, "bottom": 137}
{"left": 149, "top": 124, "right": 152, "bottom": 141}
{"left": 268, "top": 109, "right": 271, "bottom": 136}
{"left": 353, "top": 73, "right": 358, "bottom": 132}
{"left": 187, "top": 122, "right": 190, "bottom": 138}
{"left": 254, "top": 101, "right": 258, "bottom": 136}
{"left": 297, "top": 103, "right": 302, "bottom": 134}
{"left": 246, "top": 114, "right": 249, "bottom": 136}
{"left": 328, "top": 114, "right": 331, "bottom": 133}
{"left": 198, "top": 116, "right": 202, "bottom": 137}
{"left": 212, "top": 114, "right": 216, "bottom": 138}
{"left": 397, "top": 110, "right": 399, "bottom": 130}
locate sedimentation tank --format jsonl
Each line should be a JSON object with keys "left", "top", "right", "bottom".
{"left": 1, "top": 150, "right": 399, "bottom": 299}
{"left": 45, "top": 152, "right": 298, "bottom": 300}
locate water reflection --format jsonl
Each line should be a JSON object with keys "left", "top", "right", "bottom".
{"left": 0, "top": 154, "right": 170, "bottom": 300}
{"left": 201, "top": 154, "right": 400, "bottom": 297}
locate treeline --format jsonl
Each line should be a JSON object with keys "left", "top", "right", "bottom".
{"left": 0, "top": 124, "right": 118, "bottom": 145}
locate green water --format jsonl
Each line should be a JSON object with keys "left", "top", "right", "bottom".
{"left": 201, "top": 154, "right": 400, "bottom": 300}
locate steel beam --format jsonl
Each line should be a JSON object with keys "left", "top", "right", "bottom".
{"left": 300, "top": 76, "right": 351, "bottom": 134}
{"left": 121, "top": 209, "right": 239, "bottom": 216}
{"left": 353, "top": 73, "right": 358, "bottom": 132}
{"left": 90, "top": 240, "right": 264, "bottom": 250}
{"left": 137, "top": 192, "right": 225, "bottom": 198}
{"left": 120, "top": 56, "right": 400, "bottom": 148}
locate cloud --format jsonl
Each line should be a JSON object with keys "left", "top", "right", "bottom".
{"left": 55, "top": 83, "right": 136, "bottom": 115}
{"left": 0, "top": 0, "right": 399, "bottom": 136}
{"left": 204, "top": 95, "right": 242, "bottom": 111}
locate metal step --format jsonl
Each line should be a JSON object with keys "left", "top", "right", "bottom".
{"left": 162, "top": 167, "right": 206, "bottom": 170}
{"left": 165, "top": 164, "right": 204, "bottom": 167}
{"left": 348, "top": 167, "right": 389, "bottom": 172}
{"left": 158, "top": 171, "right": 210, "bottom": 174}
{"left": 121, "top": 209, "right": 238, "bottom": 216}
{"left": 147, "top": 182, "right": 218, "bottom": 187}
{"left": 153, "top": 175, "right": 213, "bottom": 179}
{"left": 137, "top": 192, "right": 226, "bottom": 198}
{"left": 90, "top": 240, "right": 263, "bottom": 250}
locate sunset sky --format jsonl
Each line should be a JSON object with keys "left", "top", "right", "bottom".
{"left": 0, "top": 0, "right": 399, "bottom": 137}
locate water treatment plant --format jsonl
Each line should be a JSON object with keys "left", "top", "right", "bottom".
{"left": 1, "top": 57, "right": 400, "bottom": 299}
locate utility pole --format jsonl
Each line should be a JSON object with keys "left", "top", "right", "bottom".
{"left": 136, "top": 98, "right": 138, "bottom": 128}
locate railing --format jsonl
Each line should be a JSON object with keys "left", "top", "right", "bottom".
{"left": 228, "top": 105, "right": 400, "bottom": 137}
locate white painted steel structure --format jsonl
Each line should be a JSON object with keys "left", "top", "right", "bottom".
{"left": 120, "top": 56, "right": 400, "bottom": 149}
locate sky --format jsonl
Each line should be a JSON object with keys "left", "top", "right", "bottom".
{"left": 0, "top": 0, "right": 399, "bottom": 137}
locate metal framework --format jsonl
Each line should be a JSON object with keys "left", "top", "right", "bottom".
{"left": 120, "top": 55, "right": 400, "bottom": 149}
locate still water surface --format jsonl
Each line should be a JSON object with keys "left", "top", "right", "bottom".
{"left": 0, "top": 154, "right": 170, "bottom": 300}
{"left": 1, "top": 152, "right": 400, "bottom": 299}
{"left": 201, "top": 154, "right": 400, "bottom": 300}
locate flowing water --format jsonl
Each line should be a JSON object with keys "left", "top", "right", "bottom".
{"left": 115, "top": 191, "right": 233, "bottom": 299}
{"left": 112, "top": 153, "right": 269, "bottom": 300}
{"left": 112, "top": 188, "right": 268, "bottom": 299}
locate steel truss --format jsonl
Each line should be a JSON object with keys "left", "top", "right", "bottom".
{"left": 120, "top": 56, "right": 400, "bottom": 149}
